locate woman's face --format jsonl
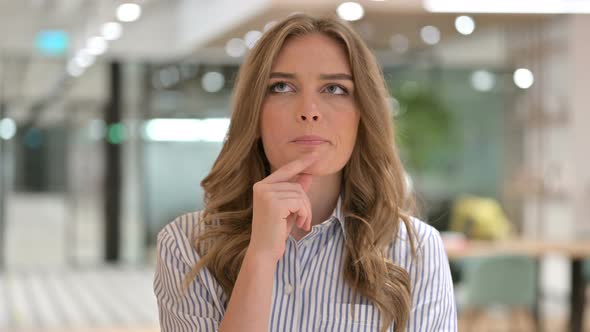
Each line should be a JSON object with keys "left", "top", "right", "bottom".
{"left": 260, "top": 33, "right": 360, "bottom": 175}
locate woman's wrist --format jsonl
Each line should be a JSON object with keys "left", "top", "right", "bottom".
{"left": 219, "top": 246, "right": 276, "bottom": 332}
{"left": 244, "top": 246, "right": 279, "bottom": 268}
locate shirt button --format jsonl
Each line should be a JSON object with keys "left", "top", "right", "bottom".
{"left": 284, "top": 284, "right": 294, "bottom": 295}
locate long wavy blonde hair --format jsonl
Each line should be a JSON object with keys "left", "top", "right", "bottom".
{"left": 183, "top": 13, "right": 416, "bottom": 332}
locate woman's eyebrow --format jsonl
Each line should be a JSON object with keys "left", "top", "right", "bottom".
{"left": 269, "top": 72, "right": 353, "bottom": 81}
{"left": 319, "top": 73, "right": 353, "bottom": 81}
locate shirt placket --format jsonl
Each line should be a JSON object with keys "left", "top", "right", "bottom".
{"left": 284, "top": 237, "right": 302, "bottom": 331}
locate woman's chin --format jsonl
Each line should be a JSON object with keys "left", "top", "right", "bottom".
{"left": 302, "top": 164, "right": 340, "bottom": 177}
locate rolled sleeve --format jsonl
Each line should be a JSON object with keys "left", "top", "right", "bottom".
{"left": 154, "top": 226, "right": 222, "bottom": 331}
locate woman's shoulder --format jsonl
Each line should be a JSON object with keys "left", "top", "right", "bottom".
{"left": 156, "top": 210, "right": 207, "bottom": 267}
{"left": 390, "top": 216, "right": 446, "bottom": 267}
{"left": 154, "top": 211, "right": 228, "bottom": 312}
{"left": 396, "top": 216, "right": 442, "bottom": 247}
{"left": 159, "top": 210, "right": 205, "bottom": 238}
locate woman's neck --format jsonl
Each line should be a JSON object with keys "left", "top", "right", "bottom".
{"left": 307, "top": 172, "right": 341, "bottom": 225}
{"left": 290, "top": 171, "right": 341, "bottom": 240}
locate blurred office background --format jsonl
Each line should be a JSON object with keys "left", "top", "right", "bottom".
{"left": 0, "top": 0, "right": 589, "bottom": 331}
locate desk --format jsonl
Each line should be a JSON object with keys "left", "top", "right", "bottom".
{"left": 444, "top": 239, "right": 590, "bottom": 332}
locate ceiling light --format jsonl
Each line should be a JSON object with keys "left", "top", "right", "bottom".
{"left": 337, "top": 2, "right": 365, "bottom": 21}
{"left": 225, "top": 38, "right": 247, "bottom": 57}
{"left": 102, "top": 22, "right": 122, "bottom": 41}
{"left": 244, "top": 30, "right": 262, "bottom": 49}
{"left": 420, "top": 26, "right": 440, "bottom": 45}
{"left": 424, "top": 0, "right": 590, "bottom": 14}
{"left": 264, "top": 21, "right": 277, "bottom": 32}
{"left": 455, "top": 15, "right": 476, "bottom": 35}
{"left": 471, "top": 70, "right": 495, "bottom": 91}
{"left": 514, "top": 68, "right": 534, "bottom": 89}
{"left": 86, "top": 36, "right": 107, "bottom": 55}
{"left": 0, "top": 118, "right": 17, "bottom": 140}
{"left": 74, "top": 49, "right": 95, "bottom": 68}
{"left": 67, "top": 59, "right": 84, "bottom": 77}
{"left": 201, "top": 72, "right": 225, "bottom": 93}
{"left": 158, "top": 67, "right": 181, "bottom": 88}
{"left": 117, "top": 3, "right": 141, "bottom": 22}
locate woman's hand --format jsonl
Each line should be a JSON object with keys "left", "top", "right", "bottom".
{"left": 249, "top": 153, "right": 318, "bottom": 263}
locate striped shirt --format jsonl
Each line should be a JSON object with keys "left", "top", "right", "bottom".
{"left": 153, "top": 197, "right": 457, "bottom": 331}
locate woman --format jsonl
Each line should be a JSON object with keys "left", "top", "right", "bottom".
{"left": 154, "top": 13, "right": 456, "bottom": 332}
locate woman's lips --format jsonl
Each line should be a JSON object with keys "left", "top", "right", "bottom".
{"left": 291, "top": 135, "right": 330, "bottom": 145}
{"left": 292, "top": 140, "right": 327, "bottom": 145}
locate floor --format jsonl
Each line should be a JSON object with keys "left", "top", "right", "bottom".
{"left": 0, "top": 266, "right": 158, "bottom": 332}
{"left": 0, "top": 265, "right": 587, "bottom": 332}
{"left": 457, "top": 309, "right": 590, "bottom": 332}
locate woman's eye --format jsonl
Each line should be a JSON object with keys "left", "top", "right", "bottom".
{"left": 269, "top": 82, "right": 293, "bottom": 93}
{"left": 324, "top": 84, "right": 348, "bottom": 95}
{"left": 268, "top": 82, "right": 349, "bottom": 95}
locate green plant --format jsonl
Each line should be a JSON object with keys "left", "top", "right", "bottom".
{"left": 393, "top": 81, "right": 454, "bottom": 173}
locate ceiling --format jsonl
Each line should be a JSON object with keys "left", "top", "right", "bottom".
{"left": 200, "top": 3, "right": 549, "bottom": 66}
{"left": 0, "top": 0, "right": 553, "bottom": 122}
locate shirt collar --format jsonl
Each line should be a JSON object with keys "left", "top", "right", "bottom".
{"left": 331, "top": 194, "right": 346, "bottom": 239}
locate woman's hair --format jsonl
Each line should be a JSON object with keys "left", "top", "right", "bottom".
{"left": 182, "top": 13, "right": 416, "bottom": 332}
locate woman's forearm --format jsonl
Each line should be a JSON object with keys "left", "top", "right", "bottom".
{"left": 218, "top": 249, "right": 276, "bottom": 332}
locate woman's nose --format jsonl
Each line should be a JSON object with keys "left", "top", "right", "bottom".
{"left": 299, "top": 113, "right": 319, "bottom": 121}
{"left": 297, "top": 96, "right": 321, "bottom": 122}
